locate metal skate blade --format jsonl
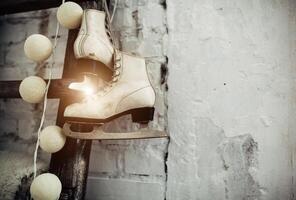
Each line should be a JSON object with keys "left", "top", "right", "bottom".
{"left": 63, "top": 123, "right": 168, "bottom": 140}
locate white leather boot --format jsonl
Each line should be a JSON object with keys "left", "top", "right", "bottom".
{"left": 74, "top": 9, "right": 114, "bottom": 68}
{"left": 64, "top": 51, "right": 156, "bottom": 124}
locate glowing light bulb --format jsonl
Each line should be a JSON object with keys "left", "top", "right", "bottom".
{"left": 83, "top": 86, "right": 94, "bottom": 95}
{"left": 69, "top": 75, "right": 97, "bottom": 95}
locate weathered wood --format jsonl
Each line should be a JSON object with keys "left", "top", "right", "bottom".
{"left": 0, "top": 0, "right": 87, "bottom": 15}
{"left": 0, "top": 81, "right": 22, "bottom": 98}
{"left": 0, "top": 79, "right": 82, "bottom": 99}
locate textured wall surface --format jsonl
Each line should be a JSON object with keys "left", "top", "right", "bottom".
{"left": 1, "top": 0, "right": 296, "bottom": 200}
{"left": 166, "top": 0, "right": 296, "bottom": 200}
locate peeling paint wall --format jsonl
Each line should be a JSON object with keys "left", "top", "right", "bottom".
{"left": 166, "top": 0, "right": 296, "bottom": 199}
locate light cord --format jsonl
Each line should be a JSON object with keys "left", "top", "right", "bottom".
{"left": 103, "top": 0, "right": 118, "bottom": 41}
{"left": 110, "top": 0, "right": 118, "bottom": 22}
{"left": 33, "top": 0, "right": 64, "bottom": 178}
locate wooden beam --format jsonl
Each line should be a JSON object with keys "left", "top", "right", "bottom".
{"left": 0, "top": 79, "right": 84, "bottom": 99}
{"left": 0, "top": 81, "right": 22, "bottom": 98}
{"left": 0, "top": 0, "right": 90, "bottom": 15}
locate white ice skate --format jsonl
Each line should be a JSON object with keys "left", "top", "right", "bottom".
{"left": 74, "top": 9, "right": 114, "bottom": 68}
{"left": 63, "top": 50, "right": 167, "bottom": 140}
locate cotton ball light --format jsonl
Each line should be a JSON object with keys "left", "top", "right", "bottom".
{"left": 19, "top": 76, "right": 46, "bottom": 103}
{"left": 24, "top": 34, "right": 52, "bottom": 62}
{"left": 30, "top": 173, "right": 62, "bottom": 200}
{"left": 57, "top": 2, "right": 83, "bottom": 29}
{"left": 40, "top": 125, "right": 66, "bottom": 153}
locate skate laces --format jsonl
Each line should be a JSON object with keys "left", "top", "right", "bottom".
{"left": 98, "top": 0, "right": 121, "bottom": 96}
{"left": 98, "top": 49, "right": 121, "bottom": 96}
{"left": 103, "top": 0, "right": 117, "bottom": 48}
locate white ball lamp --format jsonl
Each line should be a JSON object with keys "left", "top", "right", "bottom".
{"left": 57, "top": 2, "right": 83, "bottom": 29}
{"left": 40, "top": 125, "right": 66, "bottom": 153}
{"left": 30, "top": 173, "right": 62, "bottom": 200}
{"left": 24, "top": 34, "right": 53, "bottom": 62}
{"left": 19, "top": 76, "right": 47, "bottom": 103}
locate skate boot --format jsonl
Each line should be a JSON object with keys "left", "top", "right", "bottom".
{"left": 64, "top": 50, "right": 156, "bottom": 124}
{"left": 74, "top": 9, "right": 114, "bottom": 68}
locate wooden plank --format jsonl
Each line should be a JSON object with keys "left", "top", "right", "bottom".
{"left": 0, "top": 79, "right": 82, "bottom": 99}
{"left": 0, "top": 0, "right": 87, "bottom": 15}
{"left": 0, "top": 81, "right": 22, "bottom": 98}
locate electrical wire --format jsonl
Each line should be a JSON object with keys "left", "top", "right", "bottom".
{"left": 110, "top": 0, "right": 118, "bottom": 23}
{"left": 33, "top": 0, "right": 65, "bottom": 178}
{"left": 103, "top": 0, "right": 117, "bottom": 23}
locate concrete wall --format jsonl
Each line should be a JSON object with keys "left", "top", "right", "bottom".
{"left": 0, "top": 0, "right": 296, "bottom": 199}
{"left": 166, "top": 0, "right": 296, "bottom": 199}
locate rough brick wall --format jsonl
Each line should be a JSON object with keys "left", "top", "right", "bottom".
{"left": 0, "top": 9, "right": 66, "bottom": 200}
{"left": 1, "top": 0, "right": 296, "bottom": 200}
{"left": 0, "top": 0, "right": 168, "bottom": 199}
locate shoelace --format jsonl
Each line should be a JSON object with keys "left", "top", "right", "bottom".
{"left": 98, "top": 49, "right": 121, "bottom": 96}
{"left": 98, "top": 0, "right": 121, "bottom": 96}
{"left": 103, "top": 0, "right": 117, "bottom": 47}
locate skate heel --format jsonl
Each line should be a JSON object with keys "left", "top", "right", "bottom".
{"left": 131, "top": 107, "right": 155, "bottom": 124}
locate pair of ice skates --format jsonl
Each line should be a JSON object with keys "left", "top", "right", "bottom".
{"left": 63, "top": 9, "right": 165, "bottom": 139}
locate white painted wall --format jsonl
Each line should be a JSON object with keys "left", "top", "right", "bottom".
{"left": 167, "top": 0, "right": 296, "bottom": 199}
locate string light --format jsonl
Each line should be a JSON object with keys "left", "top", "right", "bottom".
{"left": 33, "top": 0, "right": 65, "bottom": 178}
